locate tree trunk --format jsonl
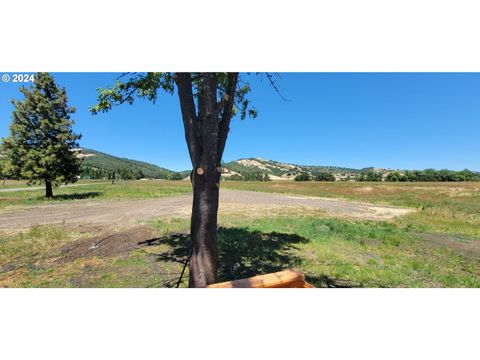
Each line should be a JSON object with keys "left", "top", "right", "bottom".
{"left": 188, "top": 168, "right": 221, "bottom": 287}
{"left": 174, "top": 72, "right": 238, "bottom": 287}
{"left": 45, "top": 180, "right": 53, "bottom": 198}
{"left": 188, "top": 73, "right": 221, "bottom": 288}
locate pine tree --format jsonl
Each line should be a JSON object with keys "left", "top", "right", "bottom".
{"left": 2, "top": 72, "right": 81, "bottom": 197}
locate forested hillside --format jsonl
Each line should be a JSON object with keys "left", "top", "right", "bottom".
{"left": 79, "top": 149, "right": 174, "bottom": 180}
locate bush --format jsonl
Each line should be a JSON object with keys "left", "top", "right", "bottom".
{"left": 224, "top": 172, "right": 270, "bottom": 181}
{"left": 169, "top": 172, "right": 184, "bottom": 181}
{"left": 315, "top": 172, "right": 335, "bottom": 182}
{"left": 355, "top": 171, "right": 382, "bottom": 182}
{"left": 225, "top": 174, "right": 243, "bottom": 181}
{"left": 294, "top": 173, "right": 311, "bottom": 181}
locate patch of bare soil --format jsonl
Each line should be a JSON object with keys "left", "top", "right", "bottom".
{"left": 58, "top": 225, "right": 158, "bottom": 263}
{"left": 355, "top": 186, "right": 374, "bottom": 193}
{"left": 419, "top": 233, "right": 480, "bottom": 259}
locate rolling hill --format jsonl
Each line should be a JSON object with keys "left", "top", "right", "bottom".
{"left": 222, "top": 158, "right": 361, "bottom": 180}
{"left": 77, "top": 150, "right": 369, "bottom": 181}
{"left": 78, "top": 148, "right": 174, "bottom": 179}
{"left": 75, "top": 150, "right": 479, "bottom": 182}
{"left": 77, "top": 150, "right": 362, "bottom": 181}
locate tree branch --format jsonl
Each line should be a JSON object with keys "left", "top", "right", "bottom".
{"left": 266, "top": 72, "right": 290, "bottom": 102}
{"left": 174, "top": 73, "right": 200, "bottom": 166}
{"left": 117, "top": 85, "right": 142, "bottom": 105}
{"left": 217, "top": 73, "right": 239, "bottom": 162}
{"left": 116, "top": 72, "right": 136, "bottom": 80}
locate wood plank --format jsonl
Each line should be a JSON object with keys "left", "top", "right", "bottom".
{"left": 207, "top": 269, "right": 313, "bottom": 288}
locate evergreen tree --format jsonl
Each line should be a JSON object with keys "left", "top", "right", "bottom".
{"left": 2, "top": 73, "right": 81, "bottom": 197}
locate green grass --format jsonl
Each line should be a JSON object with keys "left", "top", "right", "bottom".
{"left": 0, "top": 180, "right": 29, "bottom": 188}
{"left": 0, "top": 180, "right": 192, "bottom": 210}
{"left": 222, "top": 216, "right": 479, "bottom": 288}
{"left": 0, "top": 179, "right": 108, "bottom": 189}
{"left": 0, "top": 222, "right": 185, "bottom": 288}
{"left": 0, "top": 225, "right": 88, "bottom": 287}
{"left": 224, "top": 181, "right": 480, "bottom": 236}
{"left": 1, "top": 213, "right": 478, "bottom": 288}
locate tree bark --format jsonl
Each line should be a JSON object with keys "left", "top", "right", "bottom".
{"left": 188, "top": 73, "right": 220, "bottom": 287}
{"left": 45, "top": 180, "right": 53, "bottom": 198}
{"left": 189, "top": 168, "right": 221, "bottom": 287}
{"left": 174, "top": 72, "right": 238, "bottom": 287}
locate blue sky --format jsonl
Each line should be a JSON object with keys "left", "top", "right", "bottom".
{"left": 0, "top": 73, "right": 479, "bottom": 171}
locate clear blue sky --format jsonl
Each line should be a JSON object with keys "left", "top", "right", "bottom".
{"left": 0, "top": 73, "right": 479, "bottom": 171}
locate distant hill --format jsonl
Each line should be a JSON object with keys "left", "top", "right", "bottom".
{"left": 78, "top": 148, "right": 174, "bottom": 179}
{"left": 222, "top": 158, "right": 360, "bottom": 180}
{"left": 74, "top": 149, "right": 479, "bottom": 182}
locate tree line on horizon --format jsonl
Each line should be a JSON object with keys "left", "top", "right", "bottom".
{"left": 79, "top": 165, "right": 184, "bottom": 181}
{"left": 291, "top": 169, "right": 480, "bottom": 182}
{"left": 357, "top": 169, "right": 480, "bottom": 182}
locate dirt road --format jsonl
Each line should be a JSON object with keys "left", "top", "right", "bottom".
{"left": 0, "top": 190, "right": 414, "bottom": 230}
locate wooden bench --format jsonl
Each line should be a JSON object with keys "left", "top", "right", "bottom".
{"left": 207, "top": 269, "right": 314, "bottom": 288}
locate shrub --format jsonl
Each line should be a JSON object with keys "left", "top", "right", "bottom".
{"left": 169, "top": 172, "right": 184, "bottom": 181}
{"left": 294, "top": 173, "right": 311, "bottom": 181}
{"left": 315, "top": 172, "right": 335, "bottom": 181}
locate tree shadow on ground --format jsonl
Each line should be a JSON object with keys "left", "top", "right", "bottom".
{"left": 305, "top": 274, "right": 355, "bottom": 288}
{"left": 49, "top": 192, "right": 102, "bottom": 201}
{"left": 139, "top": 227, "right": 357, "bottom": 288}
{"left": 138, "top": 226, "right": 310, "bottom": 285}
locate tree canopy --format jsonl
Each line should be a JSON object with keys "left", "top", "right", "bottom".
{"left": 90, "top": 72, "right": 257, "bottom": 121}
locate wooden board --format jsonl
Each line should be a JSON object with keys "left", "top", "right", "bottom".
{"left": 207, "top": 269, "right": 314, "bottom": 288}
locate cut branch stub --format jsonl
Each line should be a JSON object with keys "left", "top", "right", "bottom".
{"left": 196, "top": 167, "right": 204, "bottom": 176}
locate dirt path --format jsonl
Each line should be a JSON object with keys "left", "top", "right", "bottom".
{"left": 0, "top": 190, "right": 414, "bottom": 230}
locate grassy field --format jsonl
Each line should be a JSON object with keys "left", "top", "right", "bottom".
{"left": 0, "top": 180, "right": 479, "bottom": 287}
{"left": 225, "top": 181, "right": 480, "bottom": 236}
{"left": 0, "top": 179, "right": 108, "bottom": 189}
{"left": 0, "top": 180, "right": 191, "bottom": 210}
{"left": 0, "top": 180, "right": 29, "bottom": 188}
